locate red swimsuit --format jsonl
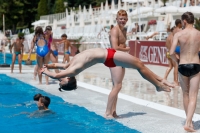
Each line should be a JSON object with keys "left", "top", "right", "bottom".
{"left": 104, "top": 49, "right": 116, "bottom": 67}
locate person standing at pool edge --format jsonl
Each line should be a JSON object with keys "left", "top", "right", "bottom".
{"left": 28, "top": 26, "right": 50, "bottom": 85}
{"left": 10, "top": 36, "right": 24, "bottom": 73}
{"left": 170, "top": 12, "right": 200, "bottom": 132}
{"left": 56, "top": 34, "right": 71, "bottom": 63}
{"left": 105, "top": 9, "right": 130, "bottom": 118}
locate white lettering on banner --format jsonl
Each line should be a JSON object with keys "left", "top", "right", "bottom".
{"left": 139, "top": 46, "right": 148, "bottom": 62}
{"left": 139, "top": 45, "right": 168, "bottom": 64}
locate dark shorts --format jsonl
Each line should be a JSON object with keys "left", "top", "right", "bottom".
{"left": 178, "top": 64, "right": 200, "bottom": 77}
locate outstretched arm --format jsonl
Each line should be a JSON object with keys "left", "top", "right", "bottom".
{"left": 41, "top": 67, "right": 71, "bottom": 79}
{"left": 28, "top": 37, "right": 36, "bottom": 60}
{"left": 44, "top": 63, "right": 69, "bottom": 69}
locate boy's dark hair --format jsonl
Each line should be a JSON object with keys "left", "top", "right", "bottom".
{"left": 61, "top": 34, "right": 67, "bottom": 38}
{"left": 33, "top": 93, "right": 42, "bottom": 101}
{"left": 175, "top": 19, "right": 181, "bottom": 26}
{"left": 45, "top": 26, "right": 52, "bottom": 31}
{"left": 40, "top": 96, "right": 51, "bottom": 108}
{"left": 170, "top": 26, "right": 175, "bottom": 32}
{"left": 19, "top": 36, "right": 24, "bottom": 40}
{"left": 59, "top": 77, "right": 77, "bottom": 91}
{"left": 181, "top": 12, "right": 194, "bottom": 24}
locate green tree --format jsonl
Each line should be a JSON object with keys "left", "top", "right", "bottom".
{"left": 47, "top": 0, "right": 56, "bottom": 14}
{"left": 194, "top": 18, "right": 200, "bottom": 31}
{"left": 37, "top": 0, "right": 48, "bottom": 19}
{"left": 0, "top": 0, "right": 39, "bottom": 32}
{"left": 54, "top": 0, "right": 65, "bottom": 13}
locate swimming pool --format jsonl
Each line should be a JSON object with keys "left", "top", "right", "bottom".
{"left": 0, "top": 74, "right": 140, "bottom": 133}
{"left": 0, "top": 52, "right": 36, "bottom": 65}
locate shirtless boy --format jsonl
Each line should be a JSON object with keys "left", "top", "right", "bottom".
{"left": 170, "top": 12, "right": 200, "bottom": 132}
{"left": 105, "top": 9, "right": 130, "bottom": 118}
{"left": 164, "top": 19, "right": 182, "bottom": 86}
{"left": 57, "top": 34, "right": 71, "bottom": 63}
{"left": 10, "top": 36, "right": 24, "bottom": 73}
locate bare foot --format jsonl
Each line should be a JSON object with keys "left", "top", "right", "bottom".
{"left": 113, "top": 111, "right": 120, "bottom": 118}
{"left": 113, "top": 111, "right": 119, "bottom": 118}
{"left": 104, "top": 114, "right": 114, "bottom": 119}
{"left": 172, "top": 81, "right": 179, "bottom": 86}
{"left": 184, "top": 125, "right": 196, "bottom": 132}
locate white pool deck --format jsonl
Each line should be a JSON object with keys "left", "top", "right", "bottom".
{"left": 1, "top": 56, "right": 200, "bottom": 133}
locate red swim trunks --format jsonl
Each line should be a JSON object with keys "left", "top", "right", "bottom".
{"left": 104, "top": 49, "right": 116, "bottom": 67}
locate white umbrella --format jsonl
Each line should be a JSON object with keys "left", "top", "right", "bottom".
{"left": 101, "top": 2, "right": 104, "bottom": 12}
{"left": 91, "top": 14, "right": 95, "bottom": 25}
{"left": 89, "top": 4, "right": 93, "bottom": 15}
{"left": 189, "top": 6, "right": 200, "bottom": 13}
{"left": 83, "top": 6, "right": 87, "bottom": 14}
{"left": 79, "top": 12, "right": 84, "bottom": 27}
{"left": 164, "top": 14, "right": 173, "bottom": 26}
{"left": 118, "top": 0, "right": 122, "bottom": 10}
{"left": 102, "top": 16, "right": 107, "bottom": 26}
{"left": 122, "top": 0, "right": 144, "bottom": 3}
{"left": 155, "top": 6, "right": 179, "bottom": 13}
{"left": 131, "top": 7, "right": 153, "bottom": 16}
{"left": 123, "top": 2, "right": 127, "bottom": 11}
{"left": 79, "top": 5, "right": 81, "bottom": 11}
{"left": 111, "top": 0, "right": 115, "bottom": 11}
{"left": 178, "top": 6, "right": 200, "bottom": 14}
{"left": 71, "top": 10, "right": 75, "bottom": 27}
{"left": 52, "top": 19, "right": 57, "bottom": 30}
{"left": 105, "top": 0, "right": 109, "bottom": 11}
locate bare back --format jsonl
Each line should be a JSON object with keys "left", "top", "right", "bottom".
{"left": 68, "top": 48, "right": 106, "bottom": 74}
{"left": 177, "top": 28, "right": 200, "bottom": 64}
{"left": 165, "top": 33, "right": 173, "bottom": 50}
{"left": 64, "top": 39, "right": 70, "bottom": 51}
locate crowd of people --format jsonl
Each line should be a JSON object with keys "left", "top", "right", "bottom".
{"left": 8, "top": 9, "right": 200, "bottom": 132}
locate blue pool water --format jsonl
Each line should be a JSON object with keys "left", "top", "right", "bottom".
{"left": 0, "top": 53, "right": 36, "bottom": 65}
{"left": 0, "top": 74, "right": 140, "bottom": 133}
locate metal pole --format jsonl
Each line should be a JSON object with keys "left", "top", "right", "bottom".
{"left": 3, "top": 14, "right": 5, "bottom": 64}
{"left": 2, "top": 14, "right": 5, "bottom": 37}
{"left": 137, "top": 0, "right": 141, "bottom": 40}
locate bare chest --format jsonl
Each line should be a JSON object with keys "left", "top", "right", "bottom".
{"left": 118, "top": 30, "right": 126, "bottom": 44}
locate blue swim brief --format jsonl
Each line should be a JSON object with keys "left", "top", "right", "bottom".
{"left": 53, "top": 50, "right": 58, "bottom": 56}
{"left": 65, "top": 51, "right": 70, "bottom": 55}
{"left": 175, "top": 46, "right": 180, "bottom": 54}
